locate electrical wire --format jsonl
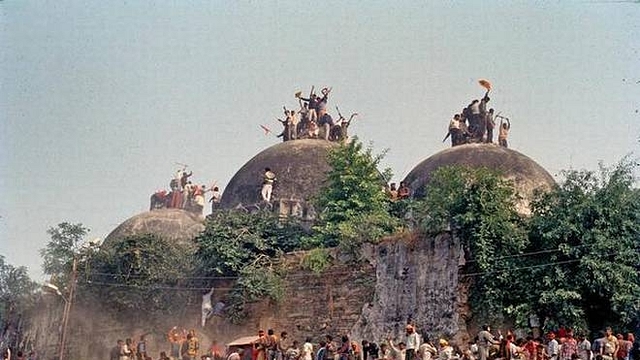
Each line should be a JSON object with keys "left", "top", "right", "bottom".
{"left": 82, "top": 242, "right": 602, "bottom": 280}
{"left": 76, "top": 254, "right": 614, "bottom": 292}
{"left": 84, "top": 269, "right": 366, "bottom": 280}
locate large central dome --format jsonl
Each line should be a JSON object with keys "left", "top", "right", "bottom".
{"left": 403, "top": 144, "right": 555, "bottom": 214}
{"left": 221, "top": 139, "right": 337, "bottom": 208}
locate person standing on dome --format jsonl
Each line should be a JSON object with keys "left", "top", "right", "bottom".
{"left": 498, "top": 117, "right": 511, "bottom": 148}
{"left": 317, "top": 87, "right": 331, "bottom": 119}
{"left": 193, "top": 185, "right": 206, "bottom": 214}
{"left": 276, "top": 117, "right": 292, "bottom": 142}
{"left": 289, "top": 110, "right": 300, "bottom": 140}
{"left": 180, "top": 171, "right": 193, "bottom": 189}
{"left": 209, "top": 186, "right": 221, "bottom": 213}
{"left": 183, "top": 181, "right": 195, "bottom": 209}
{"left": 297, "top": 92, "right": 319, "bottom": 123}
{"left": 485, "top": 109, "right": 495, "bottom": 144}
{"left": 478, "top": 91, "right": 490, "bottom": 139}
{"left": 443, "top": 114, "right": 463, "bottom": 147}
{"left": 262, "top": 168, "right": 277, "bottom": 202}
{"left": 468, "top": 100, "right": 481, "bottom": 139}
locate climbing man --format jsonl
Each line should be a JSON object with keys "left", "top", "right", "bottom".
{"left": 261, "top": 168, "right": 277, "bottom": 202}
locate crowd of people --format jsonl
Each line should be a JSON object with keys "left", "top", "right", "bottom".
{"left": 271, "top": 86, "right": 358, "bottom": 143}
{"left": 3, "top": 319, "right": 638, "bottom": 360}
{"left": 149, "top": 168, "right": 221, "bottom": 215}
{"left": 100, "top": 324, "right": 639, "bottom": 360}
{"left": 228, "top": 325, "right": 639, "bottom": 360}
{"left": 109, "top": 328, "right": 214, "bottom": 360}
{"left": 443, "top": 84, "right": 511, "bottom": 148}
{"left": 470, "top": 325, "right": 639, "bottom": 360}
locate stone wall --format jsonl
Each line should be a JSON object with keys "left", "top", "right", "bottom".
{"left": 351, "top": 232, "right": 470, "bottom": 345}
{"left": 239, "top": 250, "right": 376, "bottom": 341}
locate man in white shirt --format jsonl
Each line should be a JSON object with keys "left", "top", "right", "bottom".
{"left": 302, "top": 337, "right": 314, "bottom": 360}
{"left": 261, "top": 168, "right": 276, "bottom": 202}
{"left": 547, "top": 333, "right": 559, "bottom": 360}
{"left": 577, "top": 334, "right": 592, "bottom": 360}
{"left": 406, "top": 325, "right": 420, "bottom": 360}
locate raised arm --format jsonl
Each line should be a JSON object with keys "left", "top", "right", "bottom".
{"left": 388, "top": 340, "right": 399, "bottom": 353}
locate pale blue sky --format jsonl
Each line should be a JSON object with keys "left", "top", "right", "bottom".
{"left": 1, "top": 1, "right": 639, "bottom": 279}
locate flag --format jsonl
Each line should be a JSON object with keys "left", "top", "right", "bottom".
{"left": 259, "top": 124, "right": 272, "bottom": 135}
{"left": 478, "top": 79, "right": 492, "bottom": 90}
{"left": 201, "top": 287, "right": 214, "bottom": 327}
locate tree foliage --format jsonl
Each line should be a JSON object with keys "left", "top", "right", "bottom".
{"left": 40, "top": 222, "right": 90, "bottom": 287}
{"left": 527, "top": 159, "right": 640, "bottom": 331}
{"left": 86, "top": 234, "right": 195, "bottom": 319}
{"left": 223, "top": 256, "right": 285, "bottom": 324}
{"left": 416, "top": 160, "right": 640, "bottom": 333}
{"left": 0, "top": 255, "right": 38, "bottom": 337}
{"left": 195, "top": 209, "right": 307, "bottom": 277}
{"left": 310, "top": 139, "right": 400, "bottom": 251}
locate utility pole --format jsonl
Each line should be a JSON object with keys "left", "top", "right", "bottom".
{"left": 58, "top": 257, "right": 77, "bottom": 360}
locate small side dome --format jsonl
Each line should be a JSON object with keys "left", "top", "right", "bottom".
{"left": 103, "top": 208, "right": 205, "bottom": 247}
{"left": 403, "top": 144, "right": 555, "bottom": 214}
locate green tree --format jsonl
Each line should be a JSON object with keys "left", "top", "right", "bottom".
{"left": 0, "top": 256, "right": 38, "bottom": 349}
{"left": 418, "top": 165, "right": 527, "bottom": 323}
{"left": 87, "top": 233, "right": 195, "bottom": 319}
{"left": 310, "top": 138, "right": 400, "bottom": 251}
{"left": 223, "top": 255, "right": 285, "bottom": 324}
{"left": 527, "top": 159, "right": 640, "bottom": 332}
{"left": 195, "top": 209, "right": 307, "bottom": 277}
{"left": 40, "top": 222, "right": 90, "bottom": 287}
